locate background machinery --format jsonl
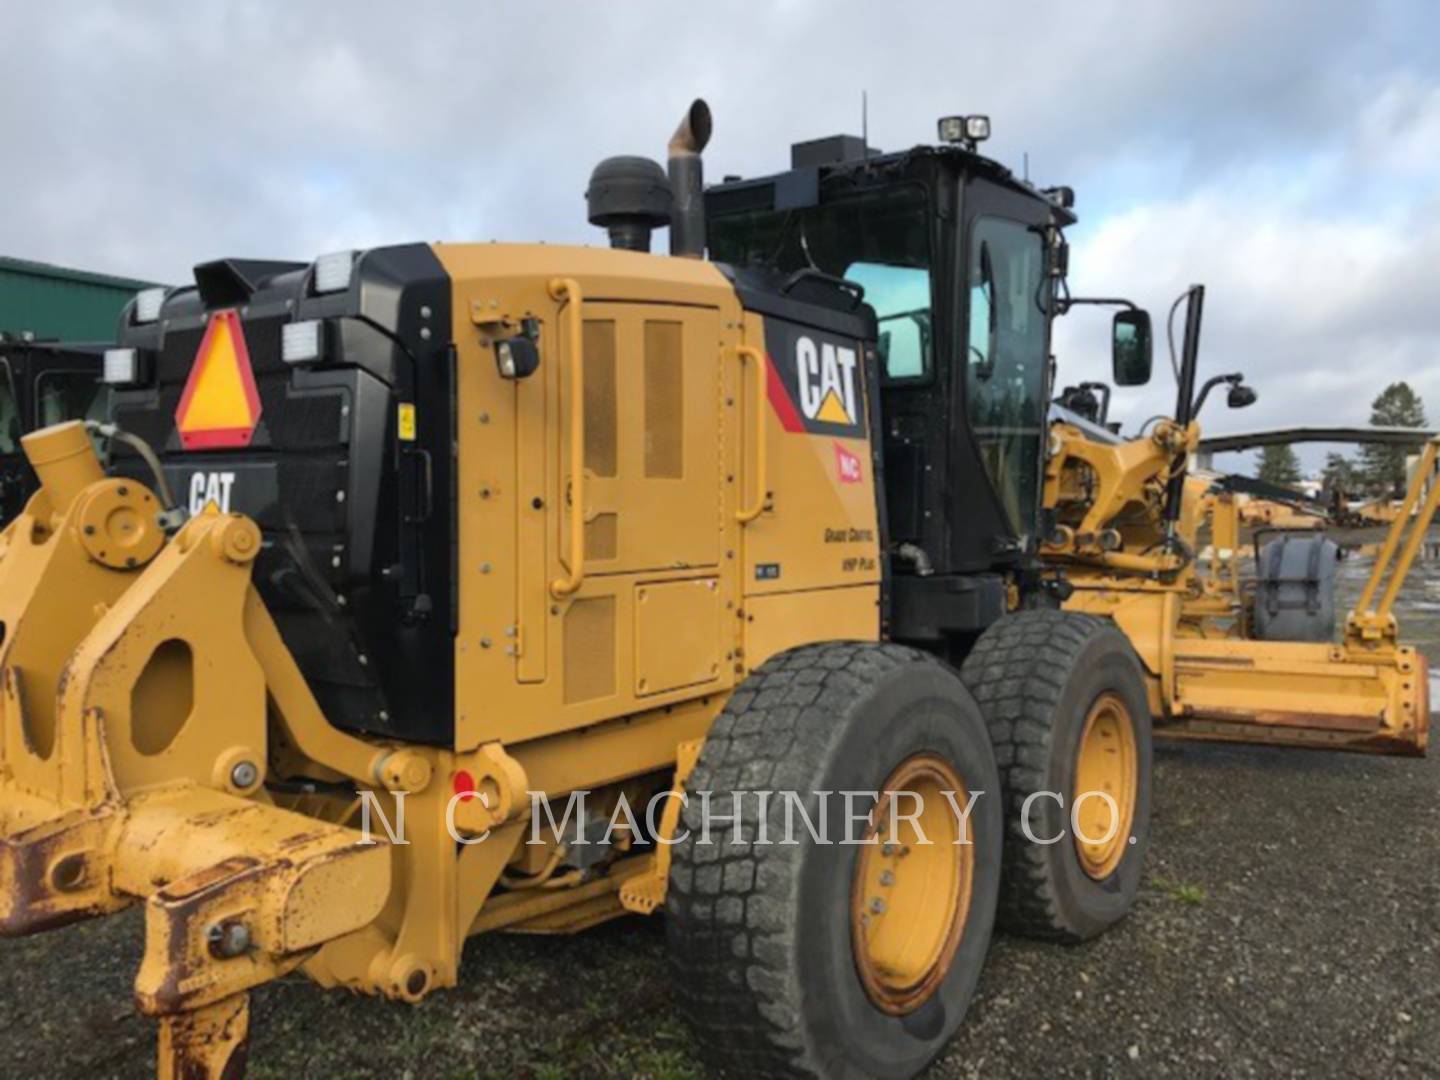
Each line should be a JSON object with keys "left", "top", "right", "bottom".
{"left": 0, "top": 101, "right": 1431, "bottom": 1078}
{"left": 1041, "top": 287, "right": 1433, "bottom": 754}
{"left": 0, "top": 336, "right": 110, "bottom": 524}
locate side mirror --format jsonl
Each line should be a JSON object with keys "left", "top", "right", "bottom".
{"left": 1111, "top": 309, "right": 1152, "bottom": 386}
{"left": 495, "top": 336, "right": 540, "bottom": 380}
{"left": 1228, "top": 384, "right": 1257, "bottom": 409}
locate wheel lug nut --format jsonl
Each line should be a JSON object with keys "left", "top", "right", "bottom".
{"left": 880, "top": 870, "right": 895, "bottom": 886}
{"left": 870, "top": 898, "right": 886, "bottom": 914}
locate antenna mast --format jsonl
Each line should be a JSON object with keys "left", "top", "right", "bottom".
{"left": 862, "top": 90, "right": 869, "bottom": 159}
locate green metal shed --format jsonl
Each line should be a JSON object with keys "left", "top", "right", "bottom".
{"left": 0, "top": 256, "right": 159, "bottom": 343}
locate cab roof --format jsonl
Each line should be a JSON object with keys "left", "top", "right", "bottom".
{"left": 707, "top": 140, "right": 1077, "bottom": 227}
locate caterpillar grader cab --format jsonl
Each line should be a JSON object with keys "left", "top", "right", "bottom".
{"left": 0, "top": 337, "right": 111, "bottom": 525}
{"left": 0, "top": 100, "right": 1431, "bottom": 1079}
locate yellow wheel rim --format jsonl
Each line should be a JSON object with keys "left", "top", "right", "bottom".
{"left": 851, "top": 754, "right": 973, "bottom": 1015}
{"left": 1072, "top": 692, "right": 1138, "bottom": 880}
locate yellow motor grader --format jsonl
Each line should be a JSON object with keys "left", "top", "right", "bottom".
{"left": 0, "top": 102, "right": 1431, "bottom": 1079}
{"left": 1042, "top": 285, "right": 1432, "bottom": 754}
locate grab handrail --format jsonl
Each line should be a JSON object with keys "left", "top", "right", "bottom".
{"left": 549, "top": 278, "right": 586, "bottom": 597}
{"left": 736, "top": 345, "right": 768, "bottom": 524}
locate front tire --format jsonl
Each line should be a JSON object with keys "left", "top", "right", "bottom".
{"left": 961, "top": 610, "right": 1152, "bottom": 942}
{"left": 667, "top": 642, "right": 1002, "bottom": 1079}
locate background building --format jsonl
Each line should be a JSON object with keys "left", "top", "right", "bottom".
{"left": 0, "top": 256, "right": 156, "bottom": 342}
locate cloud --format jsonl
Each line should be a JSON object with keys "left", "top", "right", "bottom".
{"left": 1051, "top": 64, "right": 1440, "bottom": 471}
{"left": 0, "top": 0, "right": 1436, "bottom": 479}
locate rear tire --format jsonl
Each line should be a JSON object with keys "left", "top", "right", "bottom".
{"left": 961, "top": 610, "right": 1152, "bottom": 942}
{"left": 667, "top": 642, "right": 1002, "bottom": 1079}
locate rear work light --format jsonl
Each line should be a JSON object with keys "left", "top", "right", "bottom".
{"left": 103, "top": 347, "right": 150, "bottom": 386}
{"left": 281, "top": 319, "right": 326, "bottom": 365}
{"left": 133, "top": 287, "right": 166, "bottom": 324}
{"left": 313, "top": 251, "right": 356, "bottom": 294}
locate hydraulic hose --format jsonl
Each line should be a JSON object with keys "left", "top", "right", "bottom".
{"left": 86, "top": 421, "right": 185, "bottom": 528}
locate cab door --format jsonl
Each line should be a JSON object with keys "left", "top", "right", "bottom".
{"left": 960, "top": 186, "right": 1053, "bottom": 548}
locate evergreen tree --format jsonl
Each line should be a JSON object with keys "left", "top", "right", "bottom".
{"left": 1360, "top": 382, "right": 1427, "bottom": 494}
{"left": 1321, "top": 451, "right": 1357, "bottom": 495}
{"left": 1256, "top": 443, "right": 1302, "bottom": 487}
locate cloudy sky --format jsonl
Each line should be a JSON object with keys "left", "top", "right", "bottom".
{"left": 3, "top": 1, "right": 1435, "bottom": 471}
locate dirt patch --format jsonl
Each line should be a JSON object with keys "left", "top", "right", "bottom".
{"left": 1, "top": 738, "right": 1435, "bottom": 1078}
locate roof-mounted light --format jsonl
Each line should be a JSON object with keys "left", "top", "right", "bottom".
{"left": 313, "top": 250, "right": 356, "bottom": 294}
{"left": 133, "top": 287, "right": 166, "bottom": 324}
{"left": 937, "top": 115, "right": 991, "bottom": 149}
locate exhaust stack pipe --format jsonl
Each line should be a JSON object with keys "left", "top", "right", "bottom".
{"left": 668, "top": 99, "right": 712, "bottom": 258}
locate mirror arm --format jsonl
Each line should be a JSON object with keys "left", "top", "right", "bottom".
{"left": 1192, "top": 373, "right": 1244, "bottom": 418}
{"left": 1055, "top": 295, "right": 1137, "bottom": 316}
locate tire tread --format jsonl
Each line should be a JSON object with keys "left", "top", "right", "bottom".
{"left": 959, "top": 609, "right": 1129, "bottom": 942}
{"left": 667, "top": 641, "right": 930, "bottom": 1078}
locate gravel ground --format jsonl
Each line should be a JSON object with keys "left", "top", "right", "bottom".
{"left": 2, "top": 545, "right": 1437, "bottom": 1078}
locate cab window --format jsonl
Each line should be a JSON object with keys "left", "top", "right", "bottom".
{"left": 36, "top": 370, "right": 110, "bottom": 429}
{"left": 35, "top": 370, "right": 112, "bottom": 462}
{"left": 0, "top": 362, "right": 18, "bottom": 454}
{"left": 708, "top": 185, "right": 933, "bottom": 381}
{"left": 965, "top": 216, "right": 1047, "bottom": 538}
{"left": 844, "top": 263, "right": 930, "bottom": 379}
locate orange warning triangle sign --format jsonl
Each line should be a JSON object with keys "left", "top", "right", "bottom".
{"left": 176, "top": 309, "right": 262, "bottom": 450}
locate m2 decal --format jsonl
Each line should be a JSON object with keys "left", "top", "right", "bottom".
{"left": 763, "top": 321, "right": 867, "bottom": 439}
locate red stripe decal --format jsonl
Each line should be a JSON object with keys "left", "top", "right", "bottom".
{"left": 765, "top": 352, "right": 805, "bottom": 433}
